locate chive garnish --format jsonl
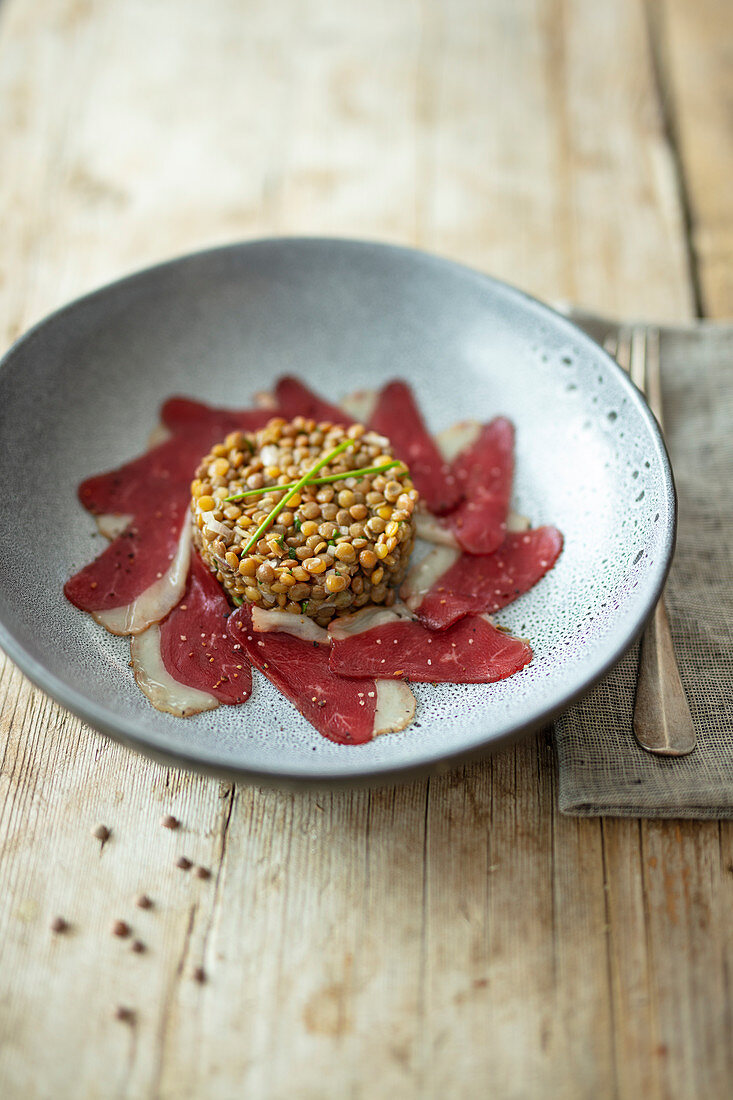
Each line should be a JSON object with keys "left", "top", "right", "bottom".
{"left": 240, "top": 439, "right": 356, "bottom": 555}
{"left": 232, "top": 595, "right": 243, "bottom": 606}
{"left": 223, "top": 460, "right": 404, "bottom": 503}
{"left": 288, "top": 547, "right": 298, "bottom": 560}
{"left": 301, "top": 600, "right": 309, "bottom": 614}
{"left": 293, "top": 516, "right": 302, "bottom": 532}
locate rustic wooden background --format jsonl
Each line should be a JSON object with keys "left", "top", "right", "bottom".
{"left": 0, "top": 1, "right": 731, "bottom": 1096}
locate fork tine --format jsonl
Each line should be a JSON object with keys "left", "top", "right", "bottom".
{"left": 630, "top": 327, "right": 647, "bottom": 394}
{"left": 615, "top": 326, "right": 632, "bottom": 373}
{"left": 603, "top": 333, "right": 618, "bottom": 358}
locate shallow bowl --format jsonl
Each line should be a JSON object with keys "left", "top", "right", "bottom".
{"left": 0, "top": 239, "right": 675, "bottom": 785}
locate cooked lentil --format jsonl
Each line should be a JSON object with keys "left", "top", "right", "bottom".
{"left": 192, "top": 417, "right": 418, "bottom": 624}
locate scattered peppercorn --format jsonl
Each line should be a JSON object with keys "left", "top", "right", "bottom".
{"left": 194, "top": 866, "right": 211, "bottom": 880}
{"left": 161, "top": 814, "right": 179, "bottom": 830}
{"left": 112, "top": 920, "right": 131, "bottom": 938}
{"left": 131, "top": 940, "right": 146, "bottom": 954}
{"left": 134, "top": 893, "right": 153, "bottom": 910}
{"left": 91, "top": 824, "right": 111, "bottom": 842}
{"left": 176, "top": 856, "right": 192, "bottom": 871}
{"left": 50, "top": 916, "right": 68, "bottom": 934}
{"left": 193, "top": 966, "right": 206, "bottom": 983}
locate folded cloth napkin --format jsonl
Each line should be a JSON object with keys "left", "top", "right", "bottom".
{"left": 553, "top": 312, "right": 733, "bottom": 818}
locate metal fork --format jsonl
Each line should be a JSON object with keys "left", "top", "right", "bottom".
{"left": 603, "top": 326, "right": 696, "bottom": 756}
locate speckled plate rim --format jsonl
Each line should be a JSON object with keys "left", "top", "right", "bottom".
{"left": 0, "top": 237, "right": 676, "bottom": 788}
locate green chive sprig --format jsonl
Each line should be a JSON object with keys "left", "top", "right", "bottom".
{"left": 239, "top": 438, "right": 357, "bottom": 555}
{"left": 224, "top": 459, "right": 405, "bottom": 504}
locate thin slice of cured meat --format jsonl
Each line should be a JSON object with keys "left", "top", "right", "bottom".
{"left": 130, "top": 554, "right": 252, "bottom": 715}
{"left": 274, "top": 376, "right": 355, "bottom": 426}
{"left": 445, "top": 417, "right": 515, "bottom": 555}
{"left": 160, "top": 396, "right": 275, "bottom": 439}
{"left": 404, "top": 527, "right": 564, "bottom": 630}
{"left": 68, "top": 418, "right": 238, "bottom": 634}
{"left": 328, "top": 607, "right": 532, "bottom": 683}
{"left": 369, "top": 381, "right": 460, "bottom": 514}
{"left": 228, "top": 605, "right": 415, "bottom": 744}
{"left": 64, "top": 505, "right": 191, "bottom": 635}
{"left": 77, "top": 432, "right": 211, "bottom": 518}
{"left": 414, "top": 506, "right": 530, "bottom": 548}
{"left": 157, "top": 552, "right": 252, "bottom": 705}
{"left": 131, "top": 626, "right": 220, "bottom": 717}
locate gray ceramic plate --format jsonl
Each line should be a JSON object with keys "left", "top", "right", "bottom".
{"left": 0, "top": 239, "right": 675, "bottom": 785}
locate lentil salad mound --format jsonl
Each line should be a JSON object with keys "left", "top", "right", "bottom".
{"left": 191, "top": 416, "right": 418, "bottom": 625}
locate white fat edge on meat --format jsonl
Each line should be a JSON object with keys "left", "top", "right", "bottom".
{"left": 130, "top": 624, "right": 219, "bottom": 717}
{"left": 253, "top": 390, "right": 278, "bottom": 409}
{"left": 340, "top": 389, "right": 378, "bottom": 424}
{"left": 92, "top": 522, "right": 191, "bottom": 636}
{"left": 506, "top": 510, "right": 530, "bottom": 532}
{"left": 327, "top": 602, "right": 415, "bottom": 641}
{"left": 414, "top": 510, "right": 459, "bottom": 547}
{"left": 415, "top": 507, "right": 529, "bottom": 545}
{"left": 434, "top": 419, "right": 482, "bottom": 462}
{"left": 400, "top": 545, "right": 460, "bottom": 611}
{"left": 251, "top": 606, "right": 331, "bottom": 644}
{"left": 95, "top": 513, "right": 133, "bottom": 540}
{"left": 147, "top": 423, "right": 172, "bottom": 448}
{"left": 372, "top": 680, "right": 417, "bottom": 736}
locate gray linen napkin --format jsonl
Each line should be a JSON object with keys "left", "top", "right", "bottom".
{"left": 553, "top": 312, "right": 733, "bottom": 818}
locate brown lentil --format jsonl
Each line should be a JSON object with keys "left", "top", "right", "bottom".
{"left": 192, "top": 416, "right": 418, "bottom": 621}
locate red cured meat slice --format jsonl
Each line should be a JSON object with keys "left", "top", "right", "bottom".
{"left": 68, "top": 431, "right": 208, "bottom": 620}
{"left": 77, "top": 433, "right": 209, "bottom": 517}
{"left": 446, "top": 418, "right": 514, "bottom": 555}
{"left": 329, "top": 613, "right": 532, "bottom": 683}
{"left": 228, "top": 606, "right": 380, "bottom": 744}
{"left": 64, "top": 499, "right": 187, "bottom": 614}
{"left": 369, "top": 381, "right": 460, "bottom": 514}
{"left": 70, "top": 418, "right": 239, "bottom": 619}
{"left": 274, "top": 376, "right": 355, "bottom": 426}
{"left": 414, "top": 527, "right": 564, "bottom": 630}
{"left": 160, "top": 396, "right": 275, "bottom": 438}
{"left": 158, "top": 553, "right": 252, "bottom": 705}
{"left": 79, "top": 401, "right": 275, "bottom": 519}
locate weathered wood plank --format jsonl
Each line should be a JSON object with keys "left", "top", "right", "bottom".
{"left": 0, "top": 0, "right": 729, "bottom": 1097}
{"left": 417, "top": 0, "right": 692, "bottom": 320}
{"left": 654, "top": 0, "right": 733, "bottom": 317}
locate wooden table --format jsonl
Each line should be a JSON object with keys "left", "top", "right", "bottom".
{"left": 1, "top": 1, "right": 731, "bottom": 1096}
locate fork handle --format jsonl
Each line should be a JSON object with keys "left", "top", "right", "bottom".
{"left": 633, "top": 596, "right": 696, "bottom": 756}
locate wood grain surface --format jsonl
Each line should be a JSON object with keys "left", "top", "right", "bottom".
{"left": 0, "top": 1, "right": 731, "bottom": 1097}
